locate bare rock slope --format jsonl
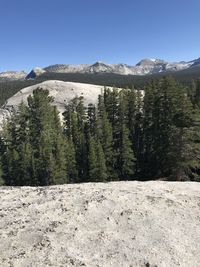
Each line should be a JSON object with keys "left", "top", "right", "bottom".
{"left": 1, "top": 80, "right": 121, "bottom": 126}
{"left": 0, "top": 181, "right": 200, "bottom": 267}
{"left": 4, "top": 80, "right": 112, "bottom": 114}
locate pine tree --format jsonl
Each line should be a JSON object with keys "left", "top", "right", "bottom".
{"left": 63, "top": 96, "right": 88, "bottom": 182}
{"left": 96, "top": 140, "right": 107, "bottom": 182}
{"left": 119, "top": 124, "right": 135, "bottom": 179}
{"left": 88, "top": 135, "right": 98, "bottom": 181}
{"left": 189, "top": 107, "right": 200, "bottom": 181}
{"left": 66, "top": 137, "right": 78, "bottom": 183}
{"left": 0, "top": 105, "right": 32, "bottom": 185}
{"left": 27, "top": 88, "right": 68, "bottom": 185}
{"left": 162, "top": 77, "right": 193, "bottom": 180}
{"left": 134, "top": 90, "right": 144, "bottom": 175}
{"left": 88, "top": 135, "right": 107, "bottom": 182}
{"left": 180, "top": 81, "right": 200, "bottom": 181}
{"left": 118, "top": 91, "right": 136, "bottom": 179}
{"left": 104, "top": 88, "right": 120, "bottom": 179}
{"left": 51, "top": 107, "right": 68, "bottom": 185}
{"left": 96, "top": 95, "right": 114, "bottom": 180}
{"left": 142, "top": 77, "right": 194, "bottom": 180}
{"left": 142, "top": 80, "right": 157, "bottom": 178}
{"left": 75, "top": 99, "right": 88, "bottom": 183}
{"left": 194, "top": 79, "right": 200, "bottom": 108}
{"left": 0, "top": 137, "right": 5, "bottom": 185}
{"left": 15, "top": 103, "right": 32, "bottom": 185}
{"left": 87, "top": 103, "right": 96, "bottom": 135}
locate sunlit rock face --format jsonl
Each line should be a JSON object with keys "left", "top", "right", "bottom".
{"left": 0, "top": 181, "right": 199, "bottom": 267}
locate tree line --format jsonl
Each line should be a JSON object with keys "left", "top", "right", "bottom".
{"left": 0, "top": 76, "right": 199, "bottom": 186}
{"left": 1, "top": 66, "right": 200, "bottom": 106}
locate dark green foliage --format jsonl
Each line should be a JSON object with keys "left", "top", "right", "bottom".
{"left": 63, "top": 97, "right": 88, "bottom": 183}
{"left": 96, "top": 100, "right": 114, "bottom": 180}
{"left": 88, "top": 135, "right": 107, "bottom": 182}
{"left": 88, "top": 135, "right": 99, "bottom": 181}
{"left": 0, "top": 76, "right": 200, "bottom": 185}
{"left": 118, "top": 90, "right": 136, "bottom": 179}
{"left": 193, "top": 79, "right": 200, "bottom": 108}
{"left": 142, "top": 77, "right": 195, "bottom": 180}
{"left": 0, "top": 80, "right": 37, "bottom": 106}
{"left": 187, "top": 82, "right": 200, "bottom": 180}
{"left": 1, "top": 88, "right": 68, "bottom": 186}
{"left": 119, "top": 124, "right": 135, "bottom": 179}
{"left": 96, "top": 140, "right": 107, "bottom": 182}
{"left": 66, "top": 137, "right": 78, "bottom": 183}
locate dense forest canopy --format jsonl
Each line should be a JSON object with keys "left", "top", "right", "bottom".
{"left": 0, "top": 76, "right": 199, "bottom": 185}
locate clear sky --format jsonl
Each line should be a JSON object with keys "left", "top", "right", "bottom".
{"left": 1, "top": 0, "right": 200, "bottom": 71}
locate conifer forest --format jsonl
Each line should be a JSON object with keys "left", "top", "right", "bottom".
{"left": 0, "top": 76, "right": 200, "bottom": 186}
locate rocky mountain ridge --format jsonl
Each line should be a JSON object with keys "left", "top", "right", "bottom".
{"left": 1, "top": 57, "right": 200, "bottom": 81}
{"left": 0, "top": 71, "right": 27, "bottom": 80}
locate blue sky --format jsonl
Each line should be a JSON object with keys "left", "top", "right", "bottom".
{"left": 1, "top": 0, "right": 200, "bottom": 71}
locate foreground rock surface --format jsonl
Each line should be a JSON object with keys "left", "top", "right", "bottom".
{"left": 0, "top": 181, "right": 200, "bottom": 267}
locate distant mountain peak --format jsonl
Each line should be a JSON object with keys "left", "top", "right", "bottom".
{"left": 136, "top": 58, "right": 166, "bottom": 66}
{"left": 0, "top": 70, "right": 27, "bottom": 81}
{"left": 189, "top": 57, "right": 200, "bottom": 67}
{"left": 26, "top": 67, "right": 46, "bottom": 79}
{"left": 1, "top": 57, "right": 200, "bottom": 81}
{"left": 93, "top": 61, "right": 105, "bottom": 65}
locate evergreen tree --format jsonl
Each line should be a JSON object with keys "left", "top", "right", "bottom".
{"left": 142, "top": 77, "right": 194, "bottom": 180}
{"left": 118, "top": 91, "right": 136, "bottom": 179}
{"left": 87, "top": 103, "right": 96, "bottom": 135}
{"left": 133, "top": 90, "right": 144, "bottom": 175}
{"left": 66, "top": 137, "right": 78, "bottom": 183}
{"left": 188, "top": 107, "right": 200, "bottom": 181}
{"left": 104, "top": 88, "right": 120, "bottom": 179}
{"left": 63, "top": 96, "right": 88, "bottom": 182}
{"left": 88, "top": 135, "right": 98, "bottom": 181}
{"left": 27, "top": 88, "right": 56, "bottom": 185}
{"left": 0, "top": 88, "right": 68, "bottom": 186}
{"left": 0, "top": 137, "right": 4, "bottom": 185}
{"left": 96, "top": 95, "right": 114, "bottom": 180}
{"left": 182, "top": 81, "right": 200, "bottom": 180}
{"left": 194, "top": 79, "right": 200, "bottom": 108}
{"left": 96, "top": 139, "right": 107, "bottom": 182}
{"left": 88, "top": 135, "right": 107, "bottom": 182}
{"left": 0, "top": 105, "right": 32, "bottom": 185}
{"left": 142, "top": 80, "right": 157, "bottom": 178}
{"left": 51, "top": 107, "right": 68, "bottom": 185}
{"left": 119, "top": 124, "right": 135, "bottom": 179}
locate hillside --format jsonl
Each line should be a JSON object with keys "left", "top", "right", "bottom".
{"left": 1, "top": 66, "right": 200, "bottom": 107}
{"left": 3, "top": 80, "right": 115, "bottom": 114}
{"left": 0, "top": 181, "right": 199, "bottom": 267}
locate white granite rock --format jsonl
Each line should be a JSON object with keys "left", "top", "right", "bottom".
{"left": 0, "top": 181, "right": 199, "bottom": 267}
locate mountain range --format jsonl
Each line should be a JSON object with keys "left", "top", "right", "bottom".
{"left": 1, "top": 57, "right": 200, "bottom": 81}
